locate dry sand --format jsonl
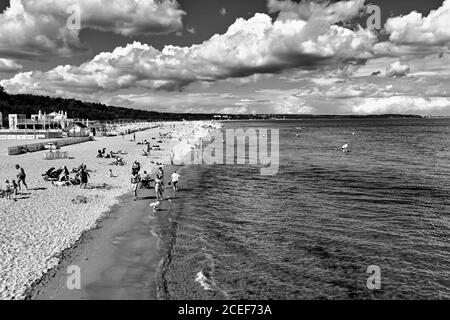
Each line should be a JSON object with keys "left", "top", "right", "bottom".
{"left": 0, "top": 121, "right": 220, "bottom": 300}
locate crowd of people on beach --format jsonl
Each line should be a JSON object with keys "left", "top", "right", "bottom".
{"left": 43, "top": 163, "right": 91, "bottom": 188}
{"left": 1, "top": 123, "right": 195, "bottom": 206}
{"left": 129, "top": 156, "right": 181, "bottom": 212}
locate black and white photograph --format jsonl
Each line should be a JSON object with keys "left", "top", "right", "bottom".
{"left": 0, "top": 0, "right": 449, "bottom": 307}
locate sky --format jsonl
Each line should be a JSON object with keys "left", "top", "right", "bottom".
{"left": 0, "top": 0, "right": 449, "bottom": 115}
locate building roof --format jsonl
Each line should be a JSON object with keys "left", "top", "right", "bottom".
{"left": 68, "top": 122, "right": 88, "bottom": 129}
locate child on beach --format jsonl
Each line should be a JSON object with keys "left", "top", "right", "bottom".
{"left": 149, "top": 201, "right": 160, "bottom": 212}
{"left": 4, "top": 180, "right": 12, "bottom": 200}
{"left": 12, "top": 180, "right": 18, "bottom": 199}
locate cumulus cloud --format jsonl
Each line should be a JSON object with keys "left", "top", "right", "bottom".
{"left": 0, "top": 0, "right": 185, "bottom": 59}
{"left": 268, "top": 0, "right": 365, "bottom": 23}
{"left": 385, "top": 0, "right": 450, "bottom": 46}
{"left": 0, "top": 58, "right": 23, "bottom": 73}
{"left": 386, "top": 60, "right": 410, "bottom": 78}
{"left": 1, "top": 8, "right": 377, "bottom": 95}
{"left": 351, "top": 96, "right": 450, "bottom": 114}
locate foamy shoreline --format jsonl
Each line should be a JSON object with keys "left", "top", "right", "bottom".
{"left": 0, "top": 120, "right": 221, "bottom": 300}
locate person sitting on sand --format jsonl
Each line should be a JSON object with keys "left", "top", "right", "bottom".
{"left": 15, "top": 164, "right": 28, "bottom": 192}
{"left": 131, "top": 172, "right": 140, "bottom": 201}
{"left": 97, "top": 149, "right": 103, "bottom": 158}
{"left": 58, "top": 166, "right": 70, "bottom": 182}
{"left": 108, "top": 169, "right": 116, "bottom": 178}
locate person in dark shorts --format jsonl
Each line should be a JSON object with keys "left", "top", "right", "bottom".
{"left": 171, "top": 171, "right": 180, "bottom": 192}
{"left": 15, "top": 165, "right": 28, "bottom": 192}
{"left": 80, "top": 165, "right": 90, "bottom": 189}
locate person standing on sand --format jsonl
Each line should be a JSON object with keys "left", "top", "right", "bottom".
{"left": 131, "top": 172, "right": 140, "bottom": 201}
{"left": 170, "top": 150, "right": 175, "bottom": 165}
{"left": 171, "top": 171, "right": 180, "bottom": 192}
{"left": 80, "top": 166, "right": 90, "bottom": 189}
{"left": 15, "top": 165, "right": 28, "bottom": 192}
{"left": 4, "top": 180, "right": 12, "bottom": 200}
{"left": 133, "top": 133, "right": 136, "bottom": 141}
{"left": 154, "top": 177, "right": 164, "bottom": 200}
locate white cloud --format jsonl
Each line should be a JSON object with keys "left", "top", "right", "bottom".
{"left": 219, "top": 8, "right": 227, "bottom": 16}
{"left": 268, "top": 0, "right": 365, "bottom": 23}
{"left": 186, "top": 26, "right": 196, "bottom": 34}
{"left": 0, "top": 0, "right": 185, "bottom": 59}
{"left": 351, "top": 96, "right": 450, "bottom": 114}
{"left": 1, "top": 9, "right": 377, "bottom": 95}
{"left": 386, "top": 60, "right": 410, "bottom": 78}
{"left": 325, "top": 85, "right": 364, "bottom": 98}
{"left": 0, "top": 58, "right": 23, "bottom": 73}
{"left": 385, "top": 0, "right": 450, "bottom": 46}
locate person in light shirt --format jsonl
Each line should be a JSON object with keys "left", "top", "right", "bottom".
{"left": 171, "top": 171, "right": 180, "bottom": 192}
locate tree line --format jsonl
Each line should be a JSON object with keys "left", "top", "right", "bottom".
{"left": 0, "top": 85, "right": 213, "bottom": 127}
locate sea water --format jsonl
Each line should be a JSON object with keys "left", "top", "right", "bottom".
{"left": 158, "top": 118, "right": 450, "bottom": 299}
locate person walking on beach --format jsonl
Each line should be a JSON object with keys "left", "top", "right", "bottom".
{"left": 132, "top": 160, "right": 141, "bottom": 175}
{"left": 157, "top": 167, "right": 164, "bottom": 184}
{"left": 154, "top": 177, "right": 164, "bottom": 200}
{"left": 171, "top": 171, "right": 180, "bottom": 192}
{"left": 131, "top": 171, "right": 140, "bottom": 201}
{"left": 15, "top": 165, "right": 28, "bottom": 192}
{"left": 133, "top": 133, "right": 136, "bottom": 142}
{"left": 80, "top": 165, "right": 90, "bottom": 189}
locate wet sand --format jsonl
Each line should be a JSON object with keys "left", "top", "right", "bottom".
{"left": 26, "top": 176, "right": 179, "bottom": 300}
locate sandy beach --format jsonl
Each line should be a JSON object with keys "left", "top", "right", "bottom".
{"left": 0, "top": 120, "right": 220, "bottom": 300}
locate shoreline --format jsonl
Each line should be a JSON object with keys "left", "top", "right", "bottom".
{"left": 25, "top": 162, "right": 188, "bottom": 300}
{"left": 25, "top": 184, "right": 171, "bottom": 299}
